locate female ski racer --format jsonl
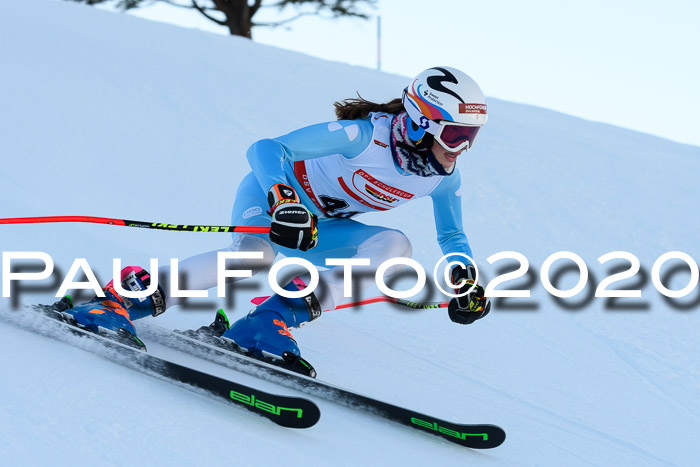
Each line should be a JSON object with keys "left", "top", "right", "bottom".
{"left": 51, "top": 66, "right": 492, "bottom": 374}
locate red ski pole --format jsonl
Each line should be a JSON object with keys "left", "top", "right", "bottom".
{"left": 3, "top": 217, "right": 449, "bottom": 309}
{"left": 0, "top": 215, "right": 271, "bottom": 234}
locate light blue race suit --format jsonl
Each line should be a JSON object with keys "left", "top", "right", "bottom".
{"left": 231, "top": 114, "right": 473, "bottom": 265}
{"left": 159, "top": 113, "right": 475, "bottom": 315}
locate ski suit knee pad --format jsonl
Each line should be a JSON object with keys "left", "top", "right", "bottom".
{"left": 363, "top": 229, "right": 413, "bottom": 260}
{"left": 228, "top": 235, "right": 277, "bottom": 272}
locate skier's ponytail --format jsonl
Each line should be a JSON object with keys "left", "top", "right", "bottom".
{"left": 334, "top": 95, "right": 403, "bottom": 120}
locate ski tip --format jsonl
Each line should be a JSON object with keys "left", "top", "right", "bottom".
{"left": 457, "top": 424, "right": 506, "bottom": 449}
{"left": 272, "top": 399, "right": 321, "bottom": 429}
{"left": 410, "top": 417, "right": 506, "bottom": 449}
{"left": 230, "top": 392, "right": 320, "bottom": 429}
{"left": 475, "top": 425, "right": 506, "bottom": 449}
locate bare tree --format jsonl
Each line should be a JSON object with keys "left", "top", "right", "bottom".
{"left": 65, "top": 0, "right": 375, "bottom": 38}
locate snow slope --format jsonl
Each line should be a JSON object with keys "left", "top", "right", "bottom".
{"left": 2, "top": 0, "right": 700, "bottom": 465}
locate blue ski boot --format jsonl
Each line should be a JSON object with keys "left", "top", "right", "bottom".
{"left": 41, "top": 266, "right": 166, "bottom": 350}
{"left": 222, "top": 277, "right": 321, "bottom": 377}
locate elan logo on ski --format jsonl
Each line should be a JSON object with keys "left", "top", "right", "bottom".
{"left": 230, "top": 390, "right": 304, "bottom": 418}
{"left": 411, "top": 417, "right": 487, "bottom": 441}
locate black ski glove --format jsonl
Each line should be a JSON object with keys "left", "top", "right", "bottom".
{"left": 448, "top": 264, "right": 490, "bottom": 325}
{"left": 267, "top": 183, "right": 318, "bottom": 251}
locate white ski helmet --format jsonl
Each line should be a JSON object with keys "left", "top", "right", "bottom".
{"left": 402, "top": 66, "right": 487, "bottom": 152}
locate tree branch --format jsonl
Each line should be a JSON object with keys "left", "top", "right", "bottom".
{"left": 252, "top": 11, "right": 318, "bottom": 27}
{"left": 191, "top": 0, "right": 227, "bottom": 25}
{"left": 249, "top": 0, "right": 264, "bottom": 17}
{"left": 261, "top": 0, "right": 374, "bottom": 19}
{"left": 158, "top": 0, "right": 197, "bottom": 9}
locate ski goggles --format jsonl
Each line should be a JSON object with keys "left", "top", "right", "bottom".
{"left": 402, "top": 88, "right": 482, "bottom": 153}
{"left": 432, "top": 121, "right": 482, "bottom": 153}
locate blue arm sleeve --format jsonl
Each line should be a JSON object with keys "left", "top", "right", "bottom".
{"left": 246, "top": 120, "right": 373, "bottom": 192}
{"left": 430, "top": 171, "right": 474, "bottom": 260}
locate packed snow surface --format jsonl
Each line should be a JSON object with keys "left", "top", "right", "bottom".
{"left": 1, "top": 0, "right": 700, "bottom": 465}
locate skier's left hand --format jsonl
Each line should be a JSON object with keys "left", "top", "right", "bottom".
{"left": 447, "top": 265, "right": 490, "bottom": 325}
{"left": 267, "top": 183, "right": 318, "bottom": 251}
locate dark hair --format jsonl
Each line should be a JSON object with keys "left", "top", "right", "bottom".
{"left": 334, "top": 95, "right": 403, "bottom": 120}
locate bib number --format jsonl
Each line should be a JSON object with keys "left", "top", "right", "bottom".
{"left": 318, "top": 194, "right": 358, "bottom": 218}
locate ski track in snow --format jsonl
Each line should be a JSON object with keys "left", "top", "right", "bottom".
{"left": 334, "top": 316, "right": 673, "bottom": 465}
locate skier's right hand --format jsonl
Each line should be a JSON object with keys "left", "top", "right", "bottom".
{"left": 447, "top": 264, "right": 490, "bottom": 325}
{"left": 267, "top": 183, "right": 318, "bottom": 251}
